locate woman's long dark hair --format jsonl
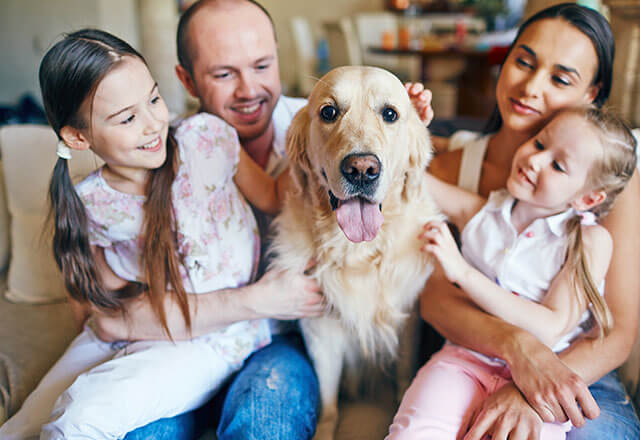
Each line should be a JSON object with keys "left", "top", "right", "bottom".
{"left": 41, "top": 29, "right": 190, "bottom": 337}
{"left": 484, "top": 3, "right": 615, "bottom": 134}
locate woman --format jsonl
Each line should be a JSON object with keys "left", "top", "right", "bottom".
{"left": 423, "top": 4, "right": 640, "bottom": 439}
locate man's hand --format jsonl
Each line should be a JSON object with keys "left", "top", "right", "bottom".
{"left": 405, "top": 82, "right": 434, "bottom": 126}
{"left": 507, "top": 338, "right": 599, "bottom": 427}
{"left": 463, "top": 382, "right": 543, "bottom": 440}
{"left": 249, "top": 269, "right": 325, "bottom": 320}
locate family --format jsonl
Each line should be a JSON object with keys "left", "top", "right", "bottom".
{"left": 0, "top": 1, "right": 639, "bottom": 439}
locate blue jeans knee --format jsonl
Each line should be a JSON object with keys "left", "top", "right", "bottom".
{"left": 217, "top": 332, "right": 320, "bottom": 440}
{"left": 567, "top": 371, "right": 640, "bottom": 440}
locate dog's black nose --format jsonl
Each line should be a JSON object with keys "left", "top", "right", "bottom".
{"left": 340, "top": 153, "right": 381, "bottom": 188}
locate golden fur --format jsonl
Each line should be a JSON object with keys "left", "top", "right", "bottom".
{"left": 270, "top": 66, "right": 441, "bottom": 439}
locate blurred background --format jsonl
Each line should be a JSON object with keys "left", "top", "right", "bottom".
{"left": 0, "top": 0, "right": 638, "bottom": 129}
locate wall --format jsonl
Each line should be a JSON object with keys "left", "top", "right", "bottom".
{"left": 261, "top": 0, "right": 386, "bottom": 95}
{"left": 0, "top": 0, "right": 138, "bottom": 105}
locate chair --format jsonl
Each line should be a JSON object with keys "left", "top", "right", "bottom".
{"left": 323, "top": 18, "right": 362, "bottom": 68}
{"left": 290, "top": 16, "right": 318, "bottom": 96}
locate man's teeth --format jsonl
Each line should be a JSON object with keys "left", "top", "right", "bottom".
{"left": 236, "top": 103, "right": 260, "bottom": 114}
{"left": 139, "top": 139, "right": 157, "bottom": 149}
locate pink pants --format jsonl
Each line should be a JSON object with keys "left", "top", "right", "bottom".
{"left": 387, "top": 344, "right": 571, "bottom": 440}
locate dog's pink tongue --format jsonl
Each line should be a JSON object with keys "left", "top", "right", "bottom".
{"left": 335, "top": 198, "right": 384, "bottom": 243}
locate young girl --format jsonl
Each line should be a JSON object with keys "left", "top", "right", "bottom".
{"left": 387, "top": 106, "right": 637, "bottom": 440}
{"left": 0, "top": 28, "right": 319, "bottom": 439}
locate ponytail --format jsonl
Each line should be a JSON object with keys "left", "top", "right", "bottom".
{"left": 48, "top": 157, "right": 143, "bottom": 309}
{"left": 564, "top": 217, "right": 612, "bottom": 338}
{"left": 561, "top": 106, "right": 636, "bottom": 338}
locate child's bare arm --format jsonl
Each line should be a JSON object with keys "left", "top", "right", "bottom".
{"left": 424, "top": 221, "right": 613, "bottom": 347}
{"left": 424, "top": 172, "right": 485, "bottom": 229}
{"left": 234, "top": 148, "right": 287, "bottom": 215}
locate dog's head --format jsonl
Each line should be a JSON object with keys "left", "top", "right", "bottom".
{"left": 286, "top": 66, "right": 432, "bottom": 243}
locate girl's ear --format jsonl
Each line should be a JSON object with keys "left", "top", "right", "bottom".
{"left": 59, "top": 125, "right": 91, "bottom": 151}
{"left": 572, "top": 189, "right": 607, "bottom": 211}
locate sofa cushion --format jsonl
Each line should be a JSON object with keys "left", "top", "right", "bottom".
{"left": 0, "top": 124, "right": 101, "bottom": 303}
{"left": 0, "top": 162, "right": 9, "bottom": 272}
{"left": 0, "top": 275, "right": 78, "bottom": 423}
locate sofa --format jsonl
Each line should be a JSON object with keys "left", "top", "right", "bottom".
{"left": 0, "top": 123, "right": 638, "bottom": 439}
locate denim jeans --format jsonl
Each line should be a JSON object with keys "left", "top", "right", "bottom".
{"left": 566, "top": 371, "right": 640, "bottom": 440}
{"left": 125, "top": 332, "right": 319, "bottom": 440}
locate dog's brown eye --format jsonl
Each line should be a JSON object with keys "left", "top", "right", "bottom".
{"left": 381, "top": 107, "right": 398, "bottom": 123}
{"left": 320, "top": 105, "right": 339, "bottom": 122}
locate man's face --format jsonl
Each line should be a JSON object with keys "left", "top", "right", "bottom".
{"left": 185, "top": 3, "right": 282, "bottom": 142}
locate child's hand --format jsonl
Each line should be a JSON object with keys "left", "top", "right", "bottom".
{"left": 405, "top": 82, "right": 434, "bottom": 126}
{"left": 420, "top": 220, "right": 468, "bottom": 284}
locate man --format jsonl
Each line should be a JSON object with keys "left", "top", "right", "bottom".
{"left": 101, "top": 1, "right": 433, "bottom": 438}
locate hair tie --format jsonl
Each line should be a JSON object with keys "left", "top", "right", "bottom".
{"left": 56, "top": 140, "right": 72, "bottom": 160}
{"left": 577, "top": 210, "right": 596, "bottom": 226}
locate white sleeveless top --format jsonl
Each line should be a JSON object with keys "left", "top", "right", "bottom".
{"left": 449, "top": 130, "right": 490, "bottom": 193}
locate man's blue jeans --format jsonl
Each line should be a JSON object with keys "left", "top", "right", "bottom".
{"left": 125, "top": 332, "right": 319, "bottom": 440}
{"left": 567, "top": 371, "right": 640, "bottom": 440}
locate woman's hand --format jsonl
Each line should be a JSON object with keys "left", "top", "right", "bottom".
{"left": 405, "top": 82, "right": 434, "bottom": 126}
{"left": 463, "top": 382, "right": 543, "bottom": 440}
{"left": 420, "top": 220, "right": 470, "bottom": 285}
{"left": 506, "top": 335, "right": 599, "bottom": 427}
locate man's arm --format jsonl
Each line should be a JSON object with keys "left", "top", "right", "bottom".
{"left": 234, "top": 148, "right": 290, "bottom": 215}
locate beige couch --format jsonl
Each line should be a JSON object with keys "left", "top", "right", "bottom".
{"left": 0, "top": 124, "right": 638, "bottom": 438}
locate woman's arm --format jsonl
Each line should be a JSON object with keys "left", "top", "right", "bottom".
{"left": 234, "top": 148, "right": 289, "bottom": 215}
{"left": 421, "top": 270, "right": 600, "bottom": 428}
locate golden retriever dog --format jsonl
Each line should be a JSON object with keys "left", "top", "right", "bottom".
{"left": 269, "top": 66, "right": 441, "bottom": 439}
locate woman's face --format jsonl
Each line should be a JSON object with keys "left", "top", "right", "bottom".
{"left": 496, "top": 18, "right": 600, "bottom": 137}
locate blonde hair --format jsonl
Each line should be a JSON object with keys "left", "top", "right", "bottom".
{"left": 563, "top": 107, "right": 637, "bottom": 338}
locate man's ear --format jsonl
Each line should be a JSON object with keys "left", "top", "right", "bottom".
{"left": 59, "top": 126, "right": 91, "bottom": 151}
{"left": 572, "top": 189, "right": 607, "bottom": 211}
{"left": 175, "top": 64, "right": 198, "bottom": 99}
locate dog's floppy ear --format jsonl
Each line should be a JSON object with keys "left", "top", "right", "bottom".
{"left": 285, "top": 106, "right": 313, "bottom": 195}
{"left": 402, "top": 112, "right": 433, "bottom": 202}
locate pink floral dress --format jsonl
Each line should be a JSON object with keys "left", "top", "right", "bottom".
{"left": 75, "top": 113, "right": 270, "bottom": 366}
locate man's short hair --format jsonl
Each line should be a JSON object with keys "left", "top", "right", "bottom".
{"left": 176, "top": 0, "right": 276, "bottom": 76}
